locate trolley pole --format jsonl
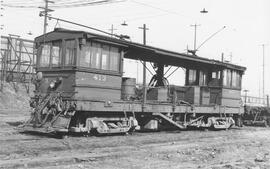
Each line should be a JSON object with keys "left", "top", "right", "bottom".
{"left": 139, "top": 24, "right": 149, "bottom": 111}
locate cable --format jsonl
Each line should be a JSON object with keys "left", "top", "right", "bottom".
{"left": 166, "top": 67, "right": 180, "bottom": 79}
{"left": 44, "top": 15, "right": 120, "bottom": 38}
{"left": 130, "top": 0, "right": 194, "bottom": 20}
{"left": 3, "top": 0, "right": 126, "bottom": 9}
{"left": 196, "top": 26, "right": 226, "bottom": 51}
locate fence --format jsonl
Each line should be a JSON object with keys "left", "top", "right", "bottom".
{"left": 242, "top": 95, "right": 269, "bottom": 107}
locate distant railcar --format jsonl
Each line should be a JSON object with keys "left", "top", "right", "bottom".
{"left": 23, "top": 28, "right": 246, "bottom": 135}
{"left": 242, "top": 96, "right": 270, "bottom": 126}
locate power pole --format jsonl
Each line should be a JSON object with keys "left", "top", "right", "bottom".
{"left": 190, "top": 24, "right": 200, "bottom": 51}
{"left": 262, "top": 44, "right": 265, "bottom": 98}
{"left": 138, "top": 24, "right": 149, "bottom": 111}
{"left": 41, "top": 0, "right": 54, "bottom": 34}
{"left": 108, "top": 24, "right": 117, "bottom": 37}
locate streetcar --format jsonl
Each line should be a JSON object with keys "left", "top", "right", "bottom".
{"left": 23, "top": 28, "right": 246, "bottom": 135}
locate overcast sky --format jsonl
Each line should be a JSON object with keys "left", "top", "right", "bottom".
{"left": 1, "top": 0, "right": 269, "bottom": 96}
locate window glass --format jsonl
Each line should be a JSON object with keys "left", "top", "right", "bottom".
{"left": 91, "top": 43, "right": 101, "bottom": 69}
{"left": 78, "top": 42, "right": 120, "bottom": 72}
{"left": 101, "top": 45, "right": 109, "bottom": 70}
{"left": 80, "top": 42, "right": 91, "bottom": 67}
{"left": 109, "top": 47, "right": 120, "bottom": 71}
{"left": 232, "top": 71, "right": 237, "bottom": 87}
{"left": 212, "top": 72, "right": 217, "bottom": 79}
{"left": 199, "top": 71, "right": 207, "bottom": 86}
{"left": 223, "top": 69, "right": 227, "bottom": 86}
{"left": 217, "top": 71, "right": 221, "bottom": 79}
{"left": 188, "top": 69, "right": 197, "bottom": 85}
{"left": 226, "top": 69, "right": 232, "bottom": 86}
{"left": 236, "top": 73, "right": 240, "bottom": 87}
{"left": 40, "top": 44, "right": 50, "bottom": 67}
{"left": 51, "top": 41, "right": 61, "bottom": 67}
{"left": 212, "top": 71, "right": 221, "bottom": 79}
{"left": 65, "top": 40, "right": 76, "bottom": 66}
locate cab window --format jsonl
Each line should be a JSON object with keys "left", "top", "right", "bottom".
{"left": 109, "top": 47, "right": 120, "bottom": 71}
{"left": 79, "top": 42, "right": 120, "bottom": 72}
{"left": 199, "top": 70, "right": 207, "bottom": 86}
{"left": 188, "top": 69, "right": 197, "bottom": 85}
{"left": 51, "top": 41, "right": 61, "bottom": 67}
{"left": 208, "top": 70, "right": 221, "bottom": 86}
{"left": 91, "top": 42, "right": 101, "bottom": 69}
{"left": 223, "top": 69, "right": 241, "bottom": 88}
{"left": 101, "top": 45, "right": 110, "bottom": 70}
{"left": 40, "top": 44, "right": 50, "bottom": 67}
{"left": 65, "top": 40, "right": 76, "bottom": 66}
{"left": 80, "top": 42, "right": 91, "bottom": 67}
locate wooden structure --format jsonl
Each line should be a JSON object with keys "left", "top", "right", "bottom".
{"left": 0, "top": 35, "right": 35, "bottom": 92}
{"left": 23, "top": 28, "right": 246, "bottom": 135}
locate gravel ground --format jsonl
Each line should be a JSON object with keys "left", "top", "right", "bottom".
{"left": 1, "top": 109, "right": 270, "bottom": 169}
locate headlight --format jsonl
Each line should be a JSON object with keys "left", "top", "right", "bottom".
{"left": 49, "top": 81, "right": 55, "bottom": 89}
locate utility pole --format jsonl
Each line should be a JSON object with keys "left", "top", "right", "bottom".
{"left": 267, "top": 95, "right": 269, "bottom": 107}
{"left": 138, "top": 24, "right": 149, "bottom": 111}
{"left": 40, "top": 0, "right": 54, "bottom": 34}
{"left": 108, "top": 24, "right": 117, "bottom": 37}
{"left": 190, "top": 24, "right": 200, "bottom": 51}
{"left": 261, "top": 44, "right": 265, "bottom": 98}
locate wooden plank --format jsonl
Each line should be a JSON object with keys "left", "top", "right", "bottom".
{"left": 75, "top": 87, "right": 121, "bottom": 100}
{"left": 75, "top": 99, "right": 244, "bottom": 115}
{"left": 75, "top": 72, "right": 121, "bottom": 89}
{"left": 222, "top": 88, "right": 241, "bottom": 99}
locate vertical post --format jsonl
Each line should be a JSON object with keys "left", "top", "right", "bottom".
{"left": 262, "top": 44, "right": 265, "bottom": 98}
{"left": 0, "top": 54, "right": 3, "bottom": 91}
{"left": 108, "top": 24, "right": 117, "bottom": 37}
{"left": 243, "top": 89, "right": 249, "bottom": 104}
{"left": 43, "top": 0, "right": 54, "bottom": 34}
{"left": 221, "top": 53, "right": 224, "bottom": 62}
{"left": 139, "top": 24, "right": 149, "bottom": 112}
{"left": 43, "top": 0, "right": 49, "bottom": 34}
{"left": 267, "top": 95, "right": 269, "bottom": 108}
{"left": 18, "top": 39, "right": 22, "bottom": 81}
{"left": 190, "top": 24, "right": 200, "bottom": 51}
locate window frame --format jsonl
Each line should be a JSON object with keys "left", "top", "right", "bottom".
{"left": 188, "top": 69, "right": 197, "bottom": 85}
{"left": 222, "top": 69, "right": 242, "bottom": 89}
{"left": 64, "top": 39, "right": 77, "bottom": 67}
{"left": 78, "top": 41, "right": 121, "bottom": 73}
{"left": 39, "top": 43, "right": 51, "bottom": 68}
{"left": 51, "top": 41, "right": 62, "bottom": 67}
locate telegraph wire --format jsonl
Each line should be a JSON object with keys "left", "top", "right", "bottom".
{"left": 130, "top": 0, "right": 194, "bottom": 20}
{"left": 3, "top": 0, "right": 126, "bottom": 8}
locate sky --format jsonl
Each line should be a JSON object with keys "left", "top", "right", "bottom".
{"left": 1, "top": 0, "right": 269, "bottom": 97}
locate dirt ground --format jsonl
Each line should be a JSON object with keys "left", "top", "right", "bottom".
{"left": 1, "top": 109, "right": 270, "bottom": 169}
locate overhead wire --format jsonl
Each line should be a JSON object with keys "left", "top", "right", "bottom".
{"left": 130, "top": 0, "right": 195, "bottom": 21}
{"left": 3, "top": 0, "right": 126, "bottom": 9}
